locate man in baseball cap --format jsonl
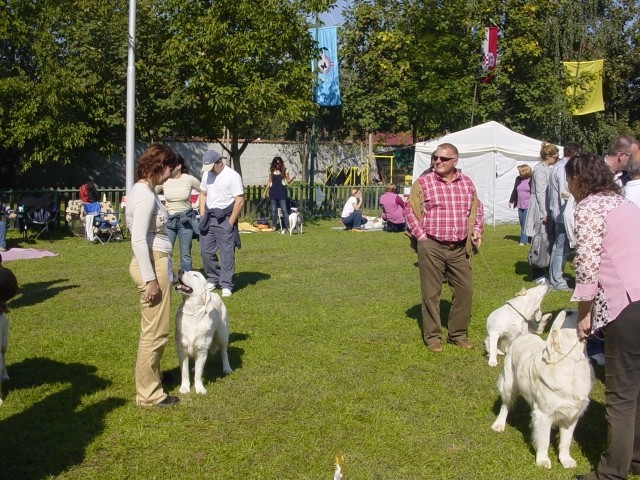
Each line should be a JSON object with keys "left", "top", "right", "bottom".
{"left": 199, "top": 150, "right": 244, "bottom": 297}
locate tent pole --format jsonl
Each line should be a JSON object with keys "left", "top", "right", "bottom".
{"left": 470, "top": 83, "right": 478, "bottom": 127}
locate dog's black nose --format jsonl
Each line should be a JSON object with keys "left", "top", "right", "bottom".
{"left": 178, "top": 269, "right": 185, "bottom": 275}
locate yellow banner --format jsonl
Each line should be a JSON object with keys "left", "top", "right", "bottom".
{"left": 563, "top": 59, "right": 604, "bottom": 115}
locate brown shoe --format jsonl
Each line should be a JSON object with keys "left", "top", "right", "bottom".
{"left": 447, "top": 338, "right": 474, "bottom": 349}
{"left": 427, "top": 341, "right": 443, "bottom": 353}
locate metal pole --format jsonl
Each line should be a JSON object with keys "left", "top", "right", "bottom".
{"left": 310, "top": 19, "right": 319, "bottom": 193}
{"left": 125, "top": 0, "right": 137, "bottom": 195}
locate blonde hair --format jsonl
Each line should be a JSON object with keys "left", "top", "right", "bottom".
{"left": 540, "top": 142, "right": 559, "bottom": 160}
{"left": 517, "top": 164, "right": 532, "bottom": 178}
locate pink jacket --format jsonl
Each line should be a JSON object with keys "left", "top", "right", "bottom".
{"left": 571, "top": 192, "right": 640, "bottom": 324}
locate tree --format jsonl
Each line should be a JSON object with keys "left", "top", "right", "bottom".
{"left": 152, "top": 0, "right": 335, "bottom": 177}
{"left": 0, "top": 0, "right": 128, "bottom": 186}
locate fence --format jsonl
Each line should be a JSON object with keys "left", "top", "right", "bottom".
{"left": 0, "top": 184, "right": 389, "bottom": 227}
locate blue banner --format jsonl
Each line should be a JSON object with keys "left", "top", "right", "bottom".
{"left": 310, "top": 26, "right": 341, "bottom": 107}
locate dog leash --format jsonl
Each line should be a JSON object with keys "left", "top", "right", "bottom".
{"left": 543, "top": 338, "right": 585, "bottom": 365}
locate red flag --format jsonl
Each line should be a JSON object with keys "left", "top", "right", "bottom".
{"left": 481, "top": 26, "right": 499, "bottom": 83}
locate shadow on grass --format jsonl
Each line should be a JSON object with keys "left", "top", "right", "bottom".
{"left": 406, "top": 300, "right": 452, "bottom": 333}
{"left": 503, "top": 234, "right": 523, "bottom": 244}
{"left": 0, "top": 357, "right": 125, "bottom": 480}
{"left": 234, "top": 271, "right": 270, "bottom": 292}
{"left": 10, "top": 279, "right": 79, "bottom": 309}
{"left": 491, "top": 387, "right": 607, "bottom": 468}
{"left": 162, "top": 332, "right": 248, "bottom": 391}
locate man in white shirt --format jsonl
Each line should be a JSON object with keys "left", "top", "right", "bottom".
{"left": 604, "top": 135, "right": 639, "bottom": 187}
{"left": 199, "top": 151, "right": 245, "bottom": 297}
{"left": 625, "top": 151, "right": 640, "bottom": 208}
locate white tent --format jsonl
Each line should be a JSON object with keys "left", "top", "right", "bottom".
{"left": 412, "top": 121, "right": 562, "bottom": 226}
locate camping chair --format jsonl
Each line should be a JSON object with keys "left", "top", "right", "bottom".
{"left": 89, "top": 201, "right": 124, "bottom": 244}
{"left": 16, "top": 194, "right": 59, "bottom": 241}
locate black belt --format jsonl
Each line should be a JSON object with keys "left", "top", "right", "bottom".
{"left": 427, "top": 236, "right": 466, "bottom": 250}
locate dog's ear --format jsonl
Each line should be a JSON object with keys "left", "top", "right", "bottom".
{"left": 542, "top": 330, "right": 561, "bottom": 363}
{"left": 515, "top": 287, "right": 527, "bottom": 297}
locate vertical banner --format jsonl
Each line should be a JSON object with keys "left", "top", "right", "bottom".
{"left": 481, "top": 26, "right": 499, "bottom": 83}
{"left": 310, "top": 26, "right": 341, "bottom": 106}
{"left": 562, "top": 59, "right": 605, "bottom": 115}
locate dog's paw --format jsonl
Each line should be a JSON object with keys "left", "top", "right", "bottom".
{"left": 559, "top": 455, "right": 577, "bottom": 469}
{"left": 491, "top": 421, "right": 505, "bottom": 432}
{"left": 536, "top": 457, "right": 552, "bottom": 469}
{"left": 194, "top": 383, "right": 207, "bottom": 395}
{"left": 488, "top": 358, "right": 498, "bottom": 367}
{"left": 179, "top": 384, "right": 190, "bottom": 394}
{"left": 223, "top": 366, "right": 233, "bottom": 375}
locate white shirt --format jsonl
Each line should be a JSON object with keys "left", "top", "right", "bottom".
{"left": 126, "top": 182, "right": 171, "bottom": 282}
{"left": 624, "top": 179, "right": 640, "bottom": 208}
{"left": 200, "top": 165, "right": 244, "bottom": 209}
{"left": 341, "top": 196, "right": 358, "bottom": 218}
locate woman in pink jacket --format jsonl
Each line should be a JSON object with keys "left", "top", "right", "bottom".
{"left": 569, "top": 153, "right": 640, "bottom": 480}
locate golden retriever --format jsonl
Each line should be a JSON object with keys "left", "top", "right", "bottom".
{"left": 175, "top": 270, "right": 232, "bottom": 394}
{"left": 491, "top": 309, "right": 594, "bottom": 468}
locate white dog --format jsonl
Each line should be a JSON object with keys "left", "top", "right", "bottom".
{"left": 485, "top": 284, "right": 552, "bottom": 367}
{"left": 288, "top": 207, "right": 302, "bottom": 236}
{"left": 491, "top": 309, "right": 594, "bottom": 469}
{"left": 175, "top": 270, "right": 233, "bottom": 394}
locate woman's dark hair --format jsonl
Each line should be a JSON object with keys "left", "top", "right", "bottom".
{"left": 177, "top": 154, "right": 189, "bottom": 175}
{"left": 270, "top": 156, "right": 286, "bottom": 175}
{"left": 565, "top": 152, "right": 620, "bottom": 202}
{"left": 136, "top": 144, "right": 179, "bottom": 181}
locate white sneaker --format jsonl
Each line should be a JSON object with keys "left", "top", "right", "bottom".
{"left": 206, "top": 282, "right": 216, "bottom": 291}
{"left": 221, "top": 288, "right": 232, "bottom": 297}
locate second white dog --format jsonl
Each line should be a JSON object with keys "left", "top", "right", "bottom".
{"left": 288, "top": 207, "right": 302, "bottom": 236}
{"left": 175, "top": 270, "right": 233, "bottom": 394}
{"left": 491, "top": 309, "right": 594, "bottom": 469}
{"left": 485, "top": 284, "right": 552, "bottom": 367}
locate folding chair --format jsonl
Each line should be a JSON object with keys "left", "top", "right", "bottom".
{"left": 88, "top": 201, "right": 124, "bottom": 244}
{"left": 16, "top": 194, "right": 59, "bottom": 241}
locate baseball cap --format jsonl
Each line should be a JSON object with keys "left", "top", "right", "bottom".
{"left": 202, "top": 150, "right": 222, "bottom": 172}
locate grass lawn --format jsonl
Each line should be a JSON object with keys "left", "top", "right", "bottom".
{"left": 0, "top": 219, "right": 608, "bottom": 479}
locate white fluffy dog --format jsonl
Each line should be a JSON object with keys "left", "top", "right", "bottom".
{"left": 175, "top": 270, "right": 233, "bottom": 394}
{"left": 491, "top": 309, "right": 594, "bottom": 469}
{"left": 288, "top": 207, "right": 302, "bottom": 236}
{"left": 485, "top": 284, "right": 552, "bottom": 367}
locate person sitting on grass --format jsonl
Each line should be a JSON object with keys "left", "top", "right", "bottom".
{"left": 379, "top": 184, "right": 406, "bottom": 232}
{"left": 341, "top": 187, "right": 367, "bottom": 231}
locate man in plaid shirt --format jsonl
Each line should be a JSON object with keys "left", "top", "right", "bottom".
{"left": 404, "top": 143, "right": 484, "bottom": 353}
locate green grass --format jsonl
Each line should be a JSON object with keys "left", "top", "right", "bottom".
{"left": 0, "top": 221, "right": 609, "bottom": 479}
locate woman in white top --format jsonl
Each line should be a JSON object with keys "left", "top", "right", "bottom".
{"left": 155, "top": 155, "right": 201, "bottom": 271}
{"left": 126, "top": 144, "right": 181, "bottom": 407}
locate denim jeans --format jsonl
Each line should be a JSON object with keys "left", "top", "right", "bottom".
{"left": 166, "top": 220, "right": 194, "bottom": 272}
{"left": 342, "top": 210, "right": 362, "bottom": 229}
{"left": 517, "top": 208, "right": 528, "bottom": 244}
{"left": 0, "top": 220, "right": 6, "bottom": 249}
{"left": 549, "top": 221, "right": 569, "bottom": 289}
{"left": 270, "top": 198, "right": 289, "bottom": 229}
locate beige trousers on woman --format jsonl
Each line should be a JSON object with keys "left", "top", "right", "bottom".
{"left": 129, "top": 251, "right": 171, "bottom": 406}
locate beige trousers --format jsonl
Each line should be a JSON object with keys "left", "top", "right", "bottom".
{"left": 129, "top": 251, "right": 171, "bottom": 406}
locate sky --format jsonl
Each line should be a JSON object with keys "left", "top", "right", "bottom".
{"left": 318, "top": 0, "right": 349, "bottom": 26}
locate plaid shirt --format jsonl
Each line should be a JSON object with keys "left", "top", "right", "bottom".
{"left": 404, "top": 171, "right": 483, "bottom": 242}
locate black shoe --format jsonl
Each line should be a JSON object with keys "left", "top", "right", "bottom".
{"left": 155, "top": 395, "right": 180, "bottom": 407}
{"left": 575, "top": 475, "right": 586, "bottom": 480}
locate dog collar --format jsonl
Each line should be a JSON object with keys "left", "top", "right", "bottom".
{"left": 505, "top": 300, "right": 532, "bottom": 323}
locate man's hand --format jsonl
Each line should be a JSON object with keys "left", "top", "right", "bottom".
{"left": 471, "top": 231, "right": 482, "bottom": 248}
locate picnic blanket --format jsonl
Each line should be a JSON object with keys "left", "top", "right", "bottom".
{"left": 0, "top": 248, "right": 59, "bottom": 262}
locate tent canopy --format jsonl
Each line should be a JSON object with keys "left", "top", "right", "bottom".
{"left": 412, "top": 121, "right": 561, "bottom": 226}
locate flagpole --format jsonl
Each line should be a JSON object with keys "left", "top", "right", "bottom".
{"left": 125, "top": 0, "right": 137, "bottom": 195}
{"left": 309, "top": 17, "right": 319, "bottom": 201}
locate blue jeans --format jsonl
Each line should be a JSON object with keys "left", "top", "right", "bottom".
{"left": 549, "top": 221, "right": 569, "bottom": 289}
{"left": 166, "top": 220, "right": 194, "bottom": 272}
{"left": 342, "top": 210, "right": 362, "bottom": 229}
{"left": 270, "top": 198, "right": 289, "bottom": 229}
{"left": 0, "top": 220, "right": 6, "bottom": 249}
{"left": 518, "top": 208, "right": 528, "bottom": 244}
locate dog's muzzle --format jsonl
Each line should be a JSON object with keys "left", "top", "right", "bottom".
{"left": 175, "top": 270, "right": 193, "bottom": 294}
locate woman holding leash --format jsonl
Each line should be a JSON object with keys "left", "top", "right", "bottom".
{"left": 263, "top": 156, "right": 295, "bottom": 232}
{"left": 127, "top": 144, "right": 181, "bottom": 408}
{"left": 568, "top": 153, "right": 640, "bottom": 480}
{"left": 155, "top": 154, "right": 201, "bottom": 272}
